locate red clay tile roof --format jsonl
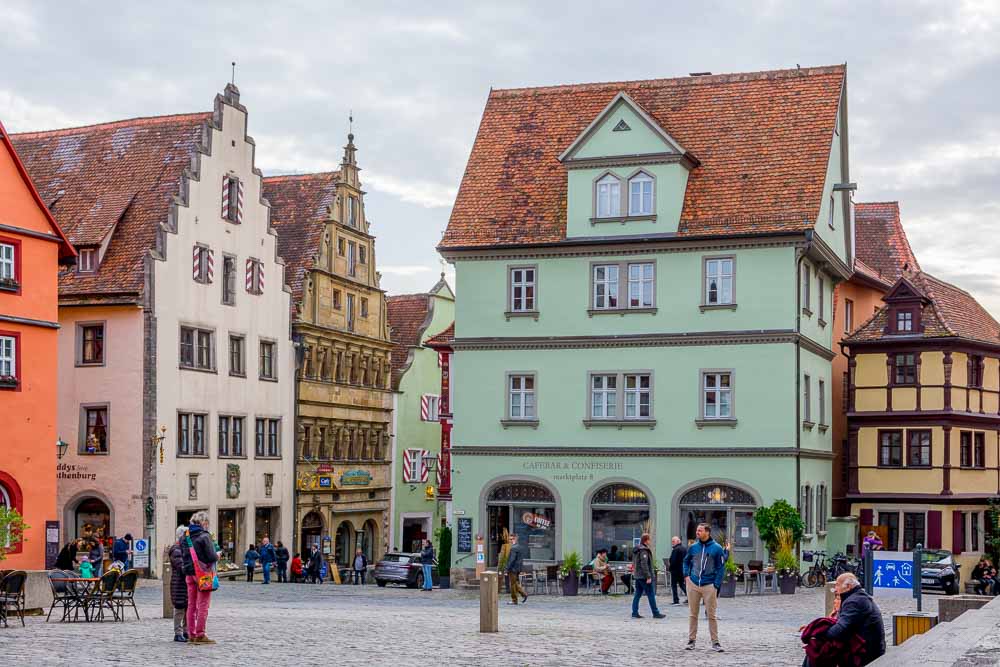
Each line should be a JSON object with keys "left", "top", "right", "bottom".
{"left": 440, "top": 65, "right": 845, "bottom": 249}
{"left": 424, "top": 323, "right": 454, "bottom": 349}
{"left": 854, "top": 202, "right": 919, "bottom": 283}
{"left": 11, "top": 112, "right": 211, "bottom": 299}
{"left": 262, "top": 172, "right": 340, "bottom": 308}
{"left": 386, "top": 293, "right": 432, "bottom": 389}
{"left": 846, "top": 271, "right": 1000, "bottom": 346}
{"left": 0, "top": 120, "right": 75, "bottom": 259}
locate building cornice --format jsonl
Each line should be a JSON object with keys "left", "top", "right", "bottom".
{"left": 844, "top": 336, "right": 1000, "bottom": 355}
{"left": 804, "top": 231, "right": 852, "bottom": 282}
{"left": 847, "top": 410, "right": 1000, "bottom": 426}
{"left": 563, "top": 152, "right": 696, "bottom": 171}
{"left": 846, "top": 492, "right": 995, "bottom": 503}
{"left": 0, "top": 313, "right": 59, "bottom": 329}
{"left": 292, "top": 321, "right": 393, "bottom": 350}
{"left": 451, "top": 445, "right": 834, "bottom": 459}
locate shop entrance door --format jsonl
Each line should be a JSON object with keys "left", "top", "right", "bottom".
{"left": 487, "top": 505, "right": 509, "bottom": 567}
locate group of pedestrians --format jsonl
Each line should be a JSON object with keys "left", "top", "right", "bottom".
{"left": 242, "top": 537, "right": 290, "bottom": 583}
{"left": 167, "top": 511, "right": 218, "bottom": 645}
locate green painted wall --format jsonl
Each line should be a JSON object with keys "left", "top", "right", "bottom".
{"left": 812, "top": 108, "right": 848, "bottom": 260}
{"left": 571, "top": 100, "right": 677, "bottom": 159}
{"left": 566, "top": 163, "right": 688, "bottom": 237}
{"left": 391, "top": 288, "right": 454, "bottom": 550}
{"left": 455, "top": 246, "right": 798, "bottom": 339}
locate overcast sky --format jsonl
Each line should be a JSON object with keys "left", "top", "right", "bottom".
{"left": 3, "top": 1, "right": 998, "bottom": 316}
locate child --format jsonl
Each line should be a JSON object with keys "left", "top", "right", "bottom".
{"left": 168, "top": 525, "right": 189, "bottom": 642}
{"left": 244, "top": 544, "right": 260, "bottom": 582}
{"left": 79, "top": 555, "right": 95, "bottom": 579}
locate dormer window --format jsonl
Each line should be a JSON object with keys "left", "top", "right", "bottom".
{"left": 596, "top": 174, "right": 621, "bottom": 218}
{"left": 78, "top": 248, "right": 97, "bottom": 273}
{"left": 628, "top": 172, "right": 654, "bottom": 216}
{"left": 893, "top": 309, "right": 914, "bottom": 333}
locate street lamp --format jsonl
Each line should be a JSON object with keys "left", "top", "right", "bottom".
{"left": 421, "top": 452, "right": 438, "bottom": 473}
{"left": 151, "top": 424, "right": 167, "bottom": 464}
{"left": 56, "top": 437, "right": 69, "bottom": 459}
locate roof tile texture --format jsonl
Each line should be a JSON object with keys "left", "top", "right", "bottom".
{"left": 854, "top": 202, "right": 920, "bottom": 283}
{"left": 441, "top": 66, "right": 845, "bottom": 249}
{"left": 386, "top": 293, "right": 431, "bottom": 389}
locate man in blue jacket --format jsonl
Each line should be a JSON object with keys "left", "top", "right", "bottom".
{"left": 258, "top": 536, "right": 276, "bottom": 585}
{"left": 682, "top": 523, "right": 726, "bottom": 652}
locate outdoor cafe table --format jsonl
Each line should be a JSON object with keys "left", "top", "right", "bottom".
{"left": 50, "top": 578, "right": 99, "bottom": 622}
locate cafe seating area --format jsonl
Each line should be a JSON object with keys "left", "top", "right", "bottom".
{"left": 41, "top": 569, "right": 142, "bottom": 624}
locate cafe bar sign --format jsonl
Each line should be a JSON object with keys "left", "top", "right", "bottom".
{"left": 340, "top": 469, "right": 373, "bottom": 486}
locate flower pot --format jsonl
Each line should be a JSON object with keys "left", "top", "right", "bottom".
{"left": 438, "top": 575, "right": 450, "bottom": 590}
{"left": 779, "top": 574, "right": 797, "bottom": 594}
{"left": 719, "top": 575, "right": 737, "bottom": 598}
{"left": 562, "top": 571, "right": 579, "bottom": 596}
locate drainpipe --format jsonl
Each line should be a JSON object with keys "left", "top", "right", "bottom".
{"left": 795, "top": 233, "right": 811, "bottom": 537}
{"left": 292, "top": 333, "right": 304, "bottom": 555}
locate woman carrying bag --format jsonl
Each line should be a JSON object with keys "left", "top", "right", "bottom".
{"left": 180, "top": 511, "right": 219, "bottom": 645}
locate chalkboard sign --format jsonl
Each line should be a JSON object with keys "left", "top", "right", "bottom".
{"left": 457, "top": 517, "right": 473, "bottom": 553}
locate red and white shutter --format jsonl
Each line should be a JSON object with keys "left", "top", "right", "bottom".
{"left": 206, "top": 249, "right": 215, "bottom": 283}
{"left": 420, "top": 395, "right": 430, "bottom": 421}
{"left": 419, "top": 449, "right": 429, "bottom": 482}
{"left": 236, "top": 179, "right": 245, "bottom": 223}
{"left": 256, "top": 262, "right": 263, "bottom": 293}
{"left": 192, "top": 245, "right": 201, "bottom": 281}
{"left": 245, "top": 259, "right": 253, "bottom": 292}
{"left": 221, "top": 176, "right": 230, "bottom": 219}
{"left": 402, "top": 450, "right": 413, "bottom": 482}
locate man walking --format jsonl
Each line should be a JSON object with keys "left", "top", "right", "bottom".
{"left": 668, "top": 536, "right": 687, "bottom": 605}
{"left": 307, "top": 545, "right": 323, "bottom": 584}
{"left": 274, "top": 541, "right": 290, "bottom": 583}
{"left": 683, "top": 523, "right": 726, "bottom": 652}
{"left": 631, "top": 533, "right": 665, "bottom": 619}
{"left": 505, "top": 534, "right": 528, "bottom": 605}
{"left": 258, "top": 536, "right": 276, "bottom": 585}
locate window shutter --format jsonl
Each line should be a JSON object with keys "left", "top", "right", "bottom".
{"left": 256, "top": 262, "right": 263, "bottom": 293}
{"left": 420, "top": 395, "right": 430, "bottom": 421}
{"left": 192, "top": 245, "right": 201, "bottom": 281}
{"left": 206, "top": 249, "right": 215, "bottom": 284}
{"left": 237, "top": 179, "right": 245, "bottom": 223}
{"left": 952, "top": 510, "right": 964, "bottom": 556}
{"left": 419, "top": 449, "right": 429, "bottom": 482}
{"left": 221, "top": 176, "right": 230, "bottom": 219}
{"left": 245, "top": 259, "right": 253, "bottom": 292}
{"left": 402, "top": 449, "right": 412, "bottom": 482}
{"left": 927, "top": 510, "right": 942, "bottom": 549}
{"left": 859, "top": 508, "right": 873, "bottom": 527}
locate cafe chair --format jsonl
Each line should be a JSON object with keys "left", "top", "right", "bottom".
{"left": 745, "top": 560, "right": 764, "bottom": 595}
{"left": 83, "top": 570, "right": 120, "bottom": 622}
{"left": 46, "top": 570, "right": 79, "bottom": 622}
{"left": 113, "top": 569, "right": 141, "bottom": 621}
{"left": 0, "top": 570, "right": 27, "bottom": 628}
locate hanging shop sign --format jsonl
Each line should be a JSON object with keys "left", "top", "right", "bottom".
{"left": 318, "top": 476, "right": 333, "bottom": 488}
{"left": 521, "top": 512, "right": 552, "bottom": 531}
{"left": 340, "top": 469, "right": 373, "bottom": 486}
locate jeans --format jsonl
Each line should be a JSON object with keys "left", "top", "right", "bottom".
{"left": 172, "top": 607, "right": 187, "bottom": 636}
{"left": 184, "top": 576, "right": 212, "bottom": 638}
{"left": 277, "top": 563, "right": 288, "bottom": 582}
{"left": 262, "top": 562, "right": 271, "bottom": 584}
{"left": 671, "top": 573, "right": 687, "bottom": 603}
{"left": 353, "top": 569, "right": 366, "bottom": 585}
{"left": 246, "top": 566, "right": 254, "bottom": 582}
{"left": 688, "top": 582, "right": 719, "bottom": 643}
{"left": 422, "top": 563, "right": 434, "bottom": 590}
{"left": 632, "top": 578, "right": 660, "bottom": 616}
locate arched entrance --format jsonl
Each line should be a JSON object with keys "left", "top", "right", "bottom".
{"left": 589, "top": 483, "right": 651, "bottom": 562}
{"left": 74, "top": 497, "right": 111, "bottom": 541}
{"left": 357, "top": 519, "right": 378, "bottom": 563}
{"left": 300, "top": 511, "right": 323, "bottom": 555}
{"left": 335, "top": 520, "right": 353, "bottom": 567}
{"left": 485, "top": 481, "right": 557, "bottom": 566}
{"left": 677, "top": 483, "right": 759, "bottom": 562}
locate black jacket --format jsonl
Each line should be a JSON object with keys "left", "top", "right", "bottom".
{"left": 55, "top": 543, "right": 77, "bottom": 571}
{"left": 632, "top": 544, "right": 655, "bottom": 580}
{"left": 180, "top": 525, "right": 218, "bottom": 576}
{"left": 505, "top": 544, "right": 524, "bottom": 574}
{"left": 168, "top": 543, "right": 188, "bottom": 609}
{"left": 823, "top": 586, "right": 886, "bottom": 664}
{"left": 668, "top": 543, "right": 687, "bottom": 575}
{"left": 420, "top": 545, "right": 435, "bottom": 566}
{"left": 307, "top": 549, "right": 323, "bottom": 574}
{"left": 275, "top": 546, "right": 290, "bottom": 564}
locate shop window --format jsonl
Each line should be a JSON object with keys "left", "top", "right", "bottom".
{"left": 591, "top": 483, "right": 649, "bottom": 559}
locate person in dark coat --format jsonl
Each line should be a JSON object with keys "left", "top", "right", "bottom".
{"left": 631, "top": 533, "right": 664, "bottom": 619}
{"left": 274, "top": 541, "right": 290, "bottom": 583}
{"left": 180, "top": 512, "right": 219, "bottom": 644}
{"left": 419, "top": 539, "right": 435, "bottom": 591}
{"left": 244, "top": 544, "right": 260, "bottom": 582}
{"left": 307, "top": 545, "right": 323, "bottom": 584}
{"left": 668, "top": 535, "right": 688, "bottom": 605}
{"left": 54, "top": 540, "right": 80, "bottom": 571}
{"left": 88, "top": 538, "right": 105, "bottom": 577}
{"left": 504, "top": 535, "right": 527, "bottom": 604}
{"left": 112, "top": 533, "right": 133, "bottom": 567}
{"left": 807, "top": 573, "right": 885, "bottom": 666}
{"left": 168, "top": 526, "right": 189, "bottom": 643}
{"left": 258, "top": 537, "right": 276, "bottom": 584}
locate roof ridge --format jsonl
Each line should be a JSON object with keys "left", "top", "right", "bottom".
{"left": 912, "top": 272, "right": 958, "bottom": 337}
{"left": 263, "top": 171, "right": 340, "bottom": 182}
{"left": 10, "top": 111, "right": 212, "bottom": 138}
{"left": 855, "top": 200, "right": 900, "bottom": 207}
{"left": 387, "top": 292, "right": 431, "bottom": 300}
{"left": 489, "top": 64, "right": 846, "bottom": 98}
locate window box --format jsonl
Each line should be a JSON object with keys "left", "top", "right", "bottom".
{"left": 695, "top": 418, "right": 737, "bottom": 429}
{"left": 588, "top": 214, "right": 657, "bottom": 225}
{"left": 587, "top": 307, "right": 657, "bottom": 317}
{"left": 500, "top": 419, "right": 539, "bottom": 429}
{"left": 0, "top": 375, "right": 18, "bottom": 388}
{"left": 583, "top": 419, "right": 656, "bottom": 429}
{"left": 504, "top": 310, "right": 539, "bottom": 321}
{"left": 802, "top": 420, "right": 815, "bottom": 430}
{"left": 699, "top": 303, "right": 737, "bottom": 313}
{"left": 0, "top": 277, "right": 19, "bottom": 292}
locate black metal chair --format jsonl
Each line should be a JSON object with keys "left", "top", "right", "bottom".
{"left": 0, "top": 570, "right": 27, "bottom": 627}
{"left": 82, "top": 570, "right": 120, "bottom": 622}
{"left": 113, "top": 569, "right": 140, "bottom": 621}
{"left": 46, "top": 570, "right": 79, "bottom": 622}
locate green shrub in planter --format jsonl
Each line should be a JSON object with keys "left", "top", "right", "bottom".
{"left": 435, "top": 525, "right": 452, "bottom": 589}
{"left": 561, "top": 551, "right": 581, "bottom": 596}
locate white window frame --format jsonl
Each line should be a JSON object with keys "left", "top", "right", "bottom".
{"left": 78, "top": 248, "right": 96, "bottom": 273}
{"left": 818, "top": 275, "right": 825, "bottom": 322}
{"left": 803, "top": 374, "right": 812, "bottom": 423}
{"left": 0, "top": 335, "right": 16, "bottom": 379}
{"left": 405, "top": 448, "right": 421, "bottom": 482}
{"left": 701, "top": 371, "right": 733, "bottom": 420}
{"left": 222, "top": 254, "right": 237, "bottom": 305}
{"left": 623, "top": 373, "right": 651, "bottom": 419}
{"left": 801, "top": 264, "right": 811, "bottom": 313}
{"left": 507, "top": 373, "right": 536, "bottom": 420}
{"left": 421, "top": 394, "right": 440, "bottom": 422}
{"left": 595, "top": 174, "right": 621, "bottom": 218}
{"left": 590, "top": 374, "right": 618, "bottom": 419}
{"left": 704, "top": 257, "right": 734, "bottom": 306}
{"left": 844, "top": 298, "right": 854, "bottom": 333}
{"left": 592, "top": 264, "right": 619, "bottom": 310}
{"left": 628, "top": 172, "right": 654, "bottom": 216}
{"left": 0, "top": 242, "right": 15, "bottom": 282}
{"left": 0, "top": 482, "right": 11, "bottom": 547}
{"left": 509, "top": 266, "right": 537, "bottom": 313}
{"left": 819, "top": 379, "right": 827, "bottom": 425}
{"left": 627, "top": 263, "right": 654, "bottom": 308}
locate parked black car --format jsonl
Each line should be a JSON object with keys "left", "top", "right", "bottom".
{"left": 373, "top": 552, "right": 439, "bottom": 588}
{"left": 920, "top": 550, "right": 961, "bottom": 595}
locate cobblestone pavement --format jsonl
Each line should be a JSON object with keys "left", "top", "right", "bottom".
{"left": 3, "top": 580, "right": 940, "bottom": 666}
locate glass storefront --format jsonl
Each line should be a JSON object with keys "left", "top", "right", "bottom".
{"left": 680, "top": 484, "right": 757, "bottom": 560}
{"left": 591, "top": 483, "right": 650, "bottom": 560}
{"left": 487, "top": 482, "right": 556, "bottom": 565}
{"left": 301, "top": 512, "right": 323, "bottom": 555}
{"left": 335, "top": 521, "right": 353, "bottom": 566}
{"left": 218, "top": 509, "right": 239, "bottom": 563}
{"left": 254, "top": 507, "right": 276, "bottom": 544}
{"left": 74, "top": 498, "right": 111, "bottom": 541}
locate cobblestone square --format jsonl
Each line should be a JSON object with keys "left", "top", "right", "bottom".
{"left": 3, "top": 580, "right": 938, "bottom": 666}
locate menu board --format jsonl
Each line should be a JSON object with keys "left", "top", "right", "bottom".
{"left": 457, "top": 517, "right": 473, "bottom": 553}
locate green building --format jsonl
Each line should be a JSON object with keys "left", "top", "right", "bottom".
{"left": 387, "top": 277, "right": 455, "bottom": 552}
{"left": 438, "top": 66, "right": 855, "bottom": 578}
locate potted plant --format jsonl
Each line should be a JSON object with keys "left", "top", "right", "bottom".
{"left": 435, "top": 524, "right": 452, "bottom": 589}
{"left": 560, "top": 551, "right": 582, "bottom": 596}
{"left": 719, "top": 549, "right": 740, "bottom": 598}
{"left": 754, "top": 499, "right": 805, "bottom": 555}
{"left": 775, "top": 527, "right": 799, "bottom": 594}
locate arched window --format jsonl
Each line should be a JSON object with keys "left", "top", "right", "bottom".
{"left": 596, "top": 174, "right": 621, "bottom": 218}
{"left": 486, "top": 481, "right": 556, "bottom": 565}
{"left": 0, "top": 482, "right": 10, "bottom": 549}
{"left": 679, "top": 483, "right": 758, "bottom": 554}
{"left": 591, "top": 483, "right": 650, "bottom": 560}
{"left": 487, "top": 482, "right": 554, "bottom": 503}
{"left": 628, "top": 172, "right": 654, "bottom": 216}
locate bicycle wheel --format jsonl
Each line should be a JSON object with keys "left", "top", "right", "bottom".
{"left": 804, "top": 570, "right": 820, "bottom": 588}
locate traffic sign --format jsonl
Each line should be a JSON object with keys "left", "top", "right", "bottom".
{"left": 133, "top": 537, "right": 150, "bottom": 568}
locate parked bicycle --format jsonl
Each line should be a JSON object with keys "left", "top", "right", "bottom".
{"left": 801, "top": 550, "right": 829, "bottom": 588}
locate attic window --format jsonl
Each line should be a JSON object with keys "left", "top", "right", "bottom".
{"left": 628, "top": 172, "right": 654, "bottom": 216}
{"left": 596, "top": 174, "right": 621, "bottom": 218}
{"left": 895, "top": 310, "right": 913, "bottom": 333}
{"left": 78, "top": 248, "right": 97, "bottom": 273}
{"left": 613, "top": 119, "right": 631, "bottom": 132}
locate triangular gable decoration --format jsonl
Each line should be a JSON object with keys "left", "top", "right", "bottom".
{"left": 612, "top": 119, "right": 631, "bottom": 132}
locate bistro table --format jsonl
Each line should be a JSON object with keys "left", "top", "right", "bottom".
{"left": 50, "top": 578, "right": 99, "bottom": 622}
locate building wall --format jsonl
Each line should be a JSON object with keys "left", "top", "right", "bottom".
{"left": 153, "top": 96, "right": 294, "bottom": 564}
{"left": 56, "top": 305, "right": 145, "bottom": 543}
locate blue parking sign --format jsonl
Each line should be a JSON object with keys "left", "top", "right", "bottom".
{"left": 872, "top": 551, "right": 913, "bottom": 589}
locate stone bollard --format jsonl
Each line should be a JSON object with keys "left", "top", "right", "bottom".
{"left": 824, "top": 583, "right": 837, "bottom": 617}
{"left": 480, "top": 570, "right": 499, "bottom": 633}
{"left": 162, "top": 556, "right": 172, "bottom": 619}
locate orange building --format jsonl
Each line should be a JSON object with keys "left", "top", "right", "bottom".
{"left": 831, "top": 202, "right": 919, "bottom": 515}
{"left": 0, "top": 121, "right": 75, "bottom": 568}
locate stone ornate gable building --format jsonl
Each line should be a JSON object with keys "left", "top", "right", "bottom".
{"left": 843, "top": 271, "right": 1000, "bottom": 574}
{"left": 263, "top": 134, "right": 394, "bottom": 567}
{"left": 12, "top": 85, "right": 295, "bottom": 570}
{"left": 830, "top": 202, "right": 920, "bottom": 515}
{"left": 386, "top": 277, "right": 455, "bottom": 552}
{"left": 438, "top": 66, "right": 855, "bottom": 576}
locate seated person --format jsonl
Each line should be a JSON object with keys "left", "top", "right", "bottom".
{"left": 590, "top": 548, "right": 614, "bottom": 594}
{"left": 971, "top": 558, "right": 998, "bottom": 595}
